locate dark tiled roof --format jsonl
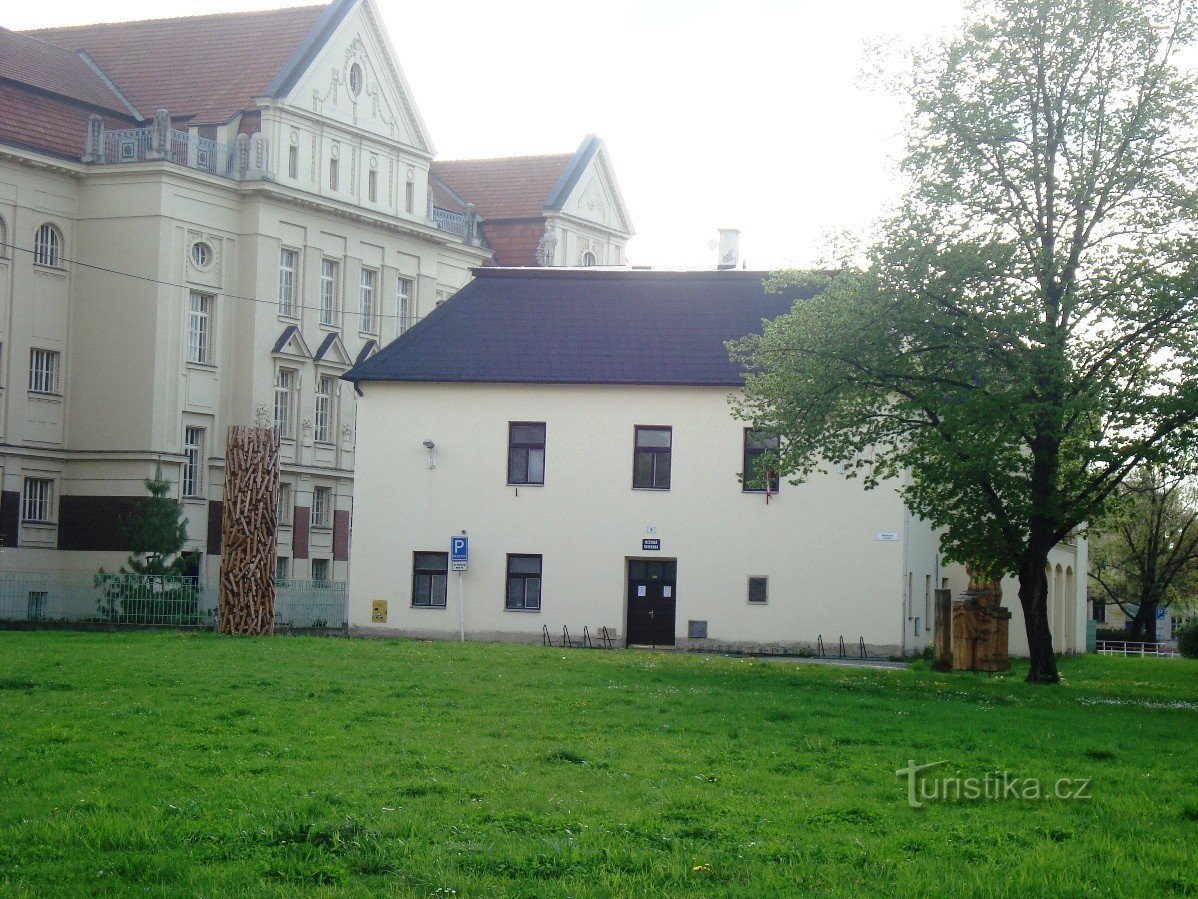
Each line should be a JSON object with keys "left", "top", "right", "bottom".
{"left": 345, "top": 269, "right": 823, "bottom": 387}
{"left": 27, "top": 5, "right": 329, "bottom": 125}
{"left": 0, "top": 28, "right": 134, "bottom": 114}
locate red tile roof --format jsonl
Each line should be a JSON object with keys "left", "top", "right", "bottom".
{"left": 0, "top": 81, "right": 134, "bottom": 159}
{"left": 0, "top": 27, "right": 132, "bottom": 114}
{"left": 27, "top": 5, "right": 328, "bottom": 125}
{"left": 480, "top": 220, "right": 548, "bottom": 267}
{"left": 430, "top": 153, "right": 572, "bottom": 220}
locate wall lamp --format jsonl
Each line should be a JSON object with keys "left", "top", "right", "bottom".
{"left": 423, "top": 439, "right": 436, "bottom": 469}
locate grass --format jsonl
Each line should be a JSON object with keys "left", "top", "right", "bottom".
{"left": 0, "top": 632, "right": 1195, "bottom": 897}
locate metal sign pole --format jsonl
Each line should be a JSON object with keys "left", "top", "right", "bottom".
{"left": 459, "top": 571, "right": 465, "bottom": 642}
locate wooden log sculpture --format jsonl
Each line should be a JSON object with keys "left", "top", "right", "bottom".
{"left": 951, "top": 565, "right": 1011, "bottom": 672}
{"left": 218, "top": 426, "right": 280, "bottom": 635}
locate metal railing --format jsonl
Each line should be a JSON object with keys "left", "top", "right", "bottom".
{"left": 433, "top": 207, "right": 467, "bottom": 236}
{"left": 99, "top": 128, "right": 237, "bottom": 178}
{"left": 0, "top": 570, "right": 345, "bottom": 631}
{"left": 1095, "top": 640, "right": 1180, "bottom": 658}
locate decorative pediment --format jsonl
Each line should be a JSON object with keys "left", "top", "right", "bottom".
{"left": 314, "top": 332, "right": 354, "bottom": 368}
{"left": 280, "top": 0, "right": 432, "bottom": 152}
{"left": 272, "top": 325, "right": 313, "bottom": 360}
{"left": 546, "top": 136, "right": 633, "bottom": 236}
{"left": 355, "top": 339, "right": 379, "bottom": 365}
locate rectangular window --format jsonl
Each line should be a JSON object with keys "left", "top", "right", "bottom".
{"left": 633, "top": 426, "right": 672, "bottom": 489}
{"left": 312, "top": 486, "right": 331, "bottom": 528}
{"left": 506, "top": 554, "right": 542, "bottom": 611}
{"left": 397, "top": 277, "right": 414, "bottom": 333}
{"left": 359, "top": 268, "right": 377, "bottom": 334}
{"left": 311, "top": 558, "right": 330, "bottom": 583}
{"left": 368, "top": 169, "right": 378, "bottom": 202}
{"left": 315, "top": 376, "right": 337, "bottom": 443}
{"left": 278, "top": 248, "right": 298, "bottom": 317}
{"left": 743, "top": 430, "right": 780, "bottom": 493}
{"left": 187, "top": 292, "right": 212, "bottom": 365}
{"left": 288, "top": 145, "right": 299, "bottom": 180}
{"left": 277, "top": 483, "right": 293, "bottom": 525}
{"left": 329, "top": 156, "right": 339, "bottom": 191}
{"left": 183, "top": 426, "right": 205, "bottom": 497}
{"left": 276, "top": 556, "right": 290, "bottom": 585}
{"left": 274, "top": 368, "right": 296, "bottom": 438}
{"left": 412, "top": 552, "right": 448, "bottom": 608}
{"left": 21, "top": 477, "right": 54, "bottom": 523}
{"left": 319, "top": 259, "right": 339, "bottom": 326}
{"left": 507, "top": 422, "right": 546, "bottom": 485}
{"left": 405, "top": 180, "right": 415, "bottom": 214}
{"left": 27, "top": 591, "right": 47, "bottom": 622}
{"left": 748, "top": 576, "right": 769, "bottom": 604}
{"left": 28, "top": 349, "right": 60, "bottom": 393}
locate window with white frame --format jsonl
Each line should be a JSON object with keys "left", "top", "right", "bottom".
{"left": 33, "top": 223, "right": 62, "bottom": 267}
{"left": 182, "top": 426, "right": 205, "bottom": 497}
{"left": 368, "top": 168, "right": 378, "bottom": 203}
{"left": 278, "top": 248, "right": 298, "bottom": 318}
{"left": 315, "top": 375, "right": 337, "bottom": 443}
{"left": 187, "top": 292, "right": 212, "bottom": 365}
{"left": 311, "top": 486, "right": 331, "bottom": 528}
{"left": 21, "top": 477, "right": 55, "bottom": 522}
{"left": 329, "top": 156, "right": 339, "bottom": 191}
{"left": 276, "top": 556, "right": 290, "bottom": 585}
{"left": 405, "top": 180, "right": 415, "bottom": 215}
{"left": 319, "top": 259, "right": 339, "bottom": 327}
{"left": 359, "top": 268, "right": 377, "bottom": 334}
{"left": 287, "top": 145, "right": 299, "bottom": 180}
{"left": 28, "top": 349, "right": 59, "bottom": 394}
{"left": 397, "top": 277, "right": 414, "bottom": 333}
{"left": 277, "top": 482, "right": 293, "bottom": 525}
{"left": 274, "top": 368, "right": 296, "bottom": 438}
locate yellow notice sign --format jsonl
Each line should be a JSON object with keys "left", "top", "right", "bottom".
{"left": 371, "top": 600, "right": 387, "bottom": 623}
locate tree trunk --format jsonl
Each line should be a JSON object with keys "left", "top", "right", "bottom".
{"left": 1128, "top": 601, "right": 1158, "bottom": 643}
{"left": 1017, "top": 557, "right": 1060, "bottom": 683}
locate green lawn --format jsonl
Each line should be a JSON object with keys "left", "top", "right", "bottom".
{"left": 0, "top": 633, "right": 1195, "bottom": 897}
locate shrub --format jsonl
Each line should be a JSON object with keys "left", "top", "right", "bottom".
{"left": 1177, "top": 624, "right": 1198, "bottom": 659}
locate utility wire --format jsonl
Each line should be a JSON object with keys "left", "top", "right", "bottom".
{"left": 4, "top": 242, "right": 433, "bottom": 324}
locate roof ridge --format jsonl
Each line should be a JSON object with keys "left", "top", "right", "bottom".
{"left": 22, "top": 4, "right": 327, "bottom": 35}
{"left": 433, "top": 151, "right": 573, "bottom": 165}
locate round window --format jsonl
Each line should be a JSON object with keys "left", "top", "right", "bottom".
{"left": 349, "top": 63, "right": 363, "bottom": 97}
{"left": 190, "top": 241, "right": 213, "bottom": 269}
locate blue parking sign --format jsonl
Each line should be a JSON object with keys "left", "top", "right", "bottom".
{"left": 451, "top": 536, "right": 468, "bottom": 571}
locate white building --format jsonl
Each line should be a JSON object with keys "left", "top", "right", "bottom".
{"left": 345, "top": 268, "right": 1087, "bottom": 656}
{"left": 0, "top": 1, "right": 631, "bottom": 582}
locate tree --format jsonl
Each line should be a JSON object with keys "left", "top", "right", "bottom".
{"left": 732, "top": 0, "right": 1198, "bottom": 682}
{"left": 96, "top": 464, "right": 199, "bottom": 622}
{"left": 1089, "top": 468, "right": 1198, "bottom": 641}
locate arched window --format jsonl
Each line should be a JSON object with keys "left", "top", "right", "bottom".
{"left": 0, "top": 215, "right": 8, "bottom": 258}
{"left": 34, "top": 223, "right": 63, "bottom": 267}
{"left": 580, "top": 250, "right": 597, "bottom": 267}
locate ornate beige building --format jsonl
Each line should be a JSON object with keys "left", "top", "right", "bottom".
{"left": 0, "top": 0, "right": 631, "bottom": 580}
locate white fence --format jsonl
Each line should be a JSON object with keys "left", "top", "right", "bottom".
{"left": 0, "top": 570, "right": 345, "bottom": 631}
{"left": 1095, "top": 640, "right": 1180, "bottom": 658}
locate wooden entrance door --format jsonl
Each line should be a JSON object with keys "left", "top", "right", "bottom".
{"left": 626, "top": 559, "right": 677, "bottom": 646}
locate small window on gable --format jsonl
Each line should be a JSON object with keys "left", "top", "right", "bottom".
{"left": 580, "top": 250, "right": 597, "bottom": 266}
{"left": 288, "top": 145, "right": 299, "bottom": 180}
{"left": 348, "top": 63, "right": 363, "bottom": 97}
{"left": 368, "top": 168, "right": 378, "bottom": 203}
{"left": 405, "top": 179, "right": 415, "bottom": 215}
{"left": 34, "top": 224, "right": 63, "bottom": 268}
{"left": 329, "top": 155, "right": 340, "bottom": 192}
{"left": 748, "top": 576, "right": 769, "bottom": 604}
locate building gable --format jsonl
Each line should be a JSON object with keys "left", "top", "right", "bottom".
{"left": 272, "top": 325, "right": 313, "bottom": 361}
{"left": 277, "top": 0, "right": 431, "bottom": 153}
{"left": 547, "top": 137, "right": 633, "bottom": 235}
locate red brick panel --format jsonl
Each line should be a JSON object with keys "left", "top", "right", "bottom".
{"left": 206, "top": 501, "right": 223, "bottom": 555}
{"left": 333, "top": 509, "right": 350, "bottom": 562}
{"left": 293, "top": 505, "right": 310, "bottom": 560}
{"left": 0, "top": 491, "right": 20, "bottom": 548}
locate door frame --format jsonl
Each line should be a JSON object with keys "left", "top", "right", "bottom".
{"left": 624, "top": 557, "right": 678, "bottom": 647}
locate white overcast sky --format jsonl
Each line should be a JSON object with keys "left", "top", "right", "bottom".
{"left": 10, "top": 0, "right": 968, "bottom": 269}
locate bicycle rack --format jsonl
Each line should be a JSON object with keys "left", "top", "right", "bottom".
{"left": 816, "top": 635, "right": 825, "bottom": 658}
{"left": 542, "top": 624, "right": 553, "bottom": 647}
{"left": 838, "top": 636, "right": 847, "bottom": 659}
{"left": 562, "top": 625, "right": 573, "bottom": 648}
{"left": 858, "top": 637, "right": 868, "bottom": 659}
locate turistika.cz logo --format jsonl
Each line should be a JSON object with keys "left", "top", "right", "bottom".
{"left": 896, "top": 760, "right": 1092, "bottom": 809}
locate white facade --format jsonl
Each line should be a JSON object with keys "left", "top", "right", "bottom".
{"left": 349, "top": 381, "right": 954, "bottom": 655}
{"left": 0, "top": 0, "right": 489, "bottom": 576}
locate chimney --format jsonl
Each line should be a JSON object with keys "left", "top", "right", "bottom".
{"left": 717, "top": 228, "right": 740, "bottom": 270}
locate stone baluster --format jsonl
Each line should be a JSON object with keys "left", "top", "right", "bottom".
{"left": 235, "top": 134, "right": 250, "bottom": 179}
{"left": 248, "top": 132, "right": 269, "bottom": 180}
{"left": 465, "top": 202, "right": 478, "bottom": 244}
{"left": 149, "top": 109, "right": 170, "bottom": 160}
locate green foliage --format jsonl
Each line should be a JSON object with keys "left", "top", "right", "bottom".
{"left": 732, "top": 0, "right": 1198, "bottom": 680}
{"left": 95, "top": 465, "right": 200, "bottom": 623}
{"left": 1178, "top": 623, "right": 1198, "bottom": 658}
{"left": 0, "top": 633, "right": 1195, "bottom": 894}
{"left": 1089, "top": 468, "right": 1198, "bottom": 640}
